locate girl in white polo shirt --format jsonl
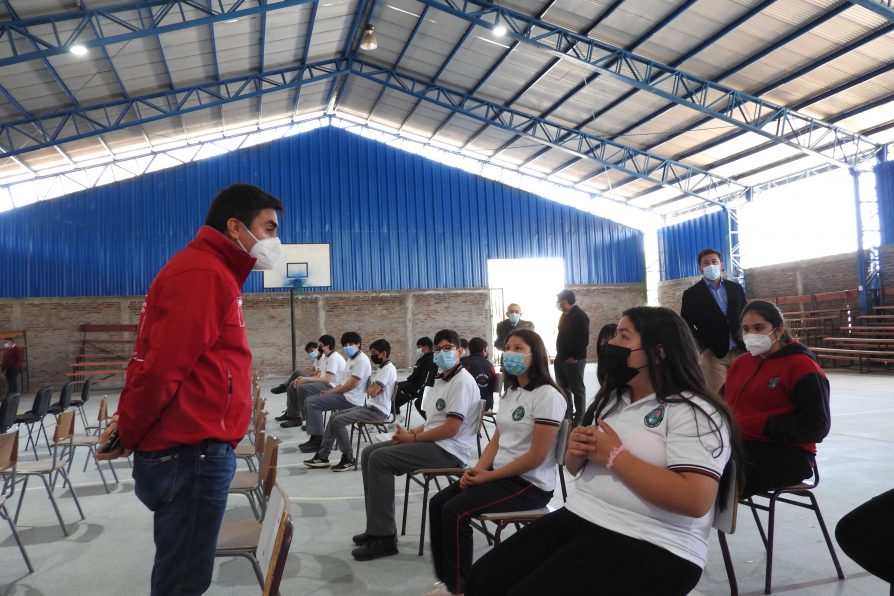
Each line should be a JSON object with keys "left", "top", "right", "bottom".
{"left": 466, "top": 306, "right": 741, "bottom": 596}
{"left": 427, "top": 329, "right": 566, "bottom": 596}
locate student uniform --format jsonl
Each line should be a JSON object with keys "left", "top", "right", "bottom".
{"left": 305, "top": 351, "right": 371, "bottom": 436}
{"left": 466, "top": 390, "right": 731, "bottom": 596}
{"left": 429, "top": 382, "right": 566, "bottom": 594}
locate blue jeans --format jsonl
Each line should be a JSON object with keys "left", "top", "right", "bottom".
{"left": 133, "top": 440, "right": 236, "bottom": 596}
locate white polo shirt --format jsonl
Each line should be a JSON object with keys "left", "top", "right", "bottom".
{"left": 494, "top": 383, "right": 566, "bottom": 491}
{"left": 342, "top": 352, "right": 372, "bottom": 406}
{"left": 424, "top": 365, "right": 481, "bottom": 464}
{"left": 322, "top": 351, "right": 346, "bottom": 387}
{"left": 367, "top": 361, "right": 397, "bottom": 416}
{"left": 564, "top": 390, "right": 730, "bottom": 568}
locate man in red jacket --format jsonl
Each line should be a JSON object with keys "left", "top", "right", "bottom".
{"left": 1, "top": 337, "right": 24, "bottom": 394}
{"left": 97, "top": 184, "right": 283, "bottom": 596}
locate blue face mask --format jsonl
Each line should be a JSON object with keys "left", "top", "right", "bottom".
{"left": 508, "top": 313, "right": 521, "bottom": 325}
{"left": 344, "top": 345, "right": 358, "bottom": 357}
{"left": 502, "top": 351, "right": 530, "bottom": 376}
{"left": 433, "top": 349, "right": 457, "bottom": 371}
{"left": 308, "top": 350, "right": 319, "bottom": 360}
{"left": 415, "top": 348, "right": 424, "bottom": 359}
{"left": 702, "top": 264, "right": 722, "bottom": 281}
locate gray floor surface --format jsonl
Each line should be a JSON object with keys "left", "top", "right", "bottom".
{"left": 1, "top": 366, "right": 891, "bottom": 595}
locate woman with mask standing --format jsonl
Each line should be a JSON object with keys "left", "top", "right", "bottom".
{"left": 426, "top": 329, "right": 566, "bottom": 596}
{"left": 465, "top": 307, "right": 740, "bottom": 596}
{"left": 724, "top": 300, "right": 831, "bottom": 497}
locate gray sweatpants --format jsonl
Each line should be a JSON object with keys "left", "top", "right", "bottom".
{"left": 318, "top": 405, "right": 389, "bottom": 461}
{"left": 360, "top": 441, "right": 463, "bottom": 536}
{"left": 286, "top": 380, "right": 328, "bottom": 419}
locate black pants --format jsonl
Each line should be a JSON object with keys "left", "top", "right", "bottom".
{"left": 553, "top": 358, "right": 585, "bottom": 421}
{"left": 836, "top": 488, "right": 894, "bottom": 594}
{"left": 466, "top": 507, "right": 701, "bottom": 596}
{"left": 430, "top": 477, "right": 551, "bottom": 594}
{"left": 4, "top": 368, "right": 20, "bottom": 395}
{"left": 742, "top": 440, "right": 814, "bottom": 498}
{"left": 393, "top": 381, "right": 426, "bottom": 420}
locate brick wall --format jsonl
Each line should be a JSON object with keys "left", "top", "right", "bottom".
{"left": 0, "top": 283, "right": 645, "bottom": 387}
{"left": 744, "top": 251, "right": 861, "bottom": 298}
{"left": 657, "top": 276, "right": 700, "bottom": 314}
{"left": 880, "top": 244, "right": 894, "bottom": 296}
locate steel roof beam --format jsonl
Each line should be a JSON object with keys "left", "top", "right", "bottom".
{"left": 848, "top": 0, "right": 894, "bottom": 21}
{"left": 207, "top": 0, "right": 225, "bottom": 129}
{"left": 324, "top": 0, "right": 374, "bottom": 113}
{"left": 291, "top": 0, "right": 318, "bottom": 116}
{"left": 258, "top": 1, "right": 268, "bottom": 124}
{"left": 0, "top": 57, "right": 349, "bottom": 158}
{"left": 350, "top": 59, "right": 747, "bottom": 205}
{"left": 0, "top": 0, "right": 318, "bottom": 68}
{"left": 412, "top": 0, "right": 880, "bottom": 167}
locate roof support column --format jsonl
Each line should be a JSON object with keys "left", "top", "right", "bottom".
{"left": 852, "top": 166, "right": 880, "bottom": 315}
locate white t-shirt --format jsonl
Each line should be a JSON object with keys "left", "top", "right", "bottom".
{"left": 564, "top": 391, "right": 730, "bottom": 569}
{"left": 342, "top": 352, "right": 372, "bottom": 406}
{"left": 424, "top": 366, "right": 481, "bottom": 464}
{"left": 493, "top": 383, "right": 566, "bottom": 491}
{"left": 322, "top": 351, "right": 346, "bottom": 387}
{"left": 367, "top": 361, "right": 397, "bottom": 416}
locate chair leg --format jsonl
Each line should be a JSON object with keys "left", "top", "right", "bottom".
{"left": 38, "top": 474, "right": 70, "bottom": 537}
{"left": 24, "top": 423, "right": 38, "bottom": 459}
{"left": 764, "top": 494, "right": 779, "bottom": 595}
{"left": 1, "top": 504, "right": 33, "bottom": 573}
{"left": 76, "top": 405, "right": 89, "bottom": 431}
{"left": 418, "top": 475, "right": 431, "bottom": 556}
{"left": 717, "top": 530, "right": 738, "bottom": 596}
{"left": 747, "top": 497, "right": 769, "bottom": 548}
{"left": 355, "top": 426, "right": 362, "bottom": 467}
{"left": 14, "top": 475, "right": 30, "bottom": 524}
{"left": 807, "top": 493, "right": 846, "bottom": 580}
{"left": 58, "top": 468, "right": 85, "bottom": 521}
{"left": 401, "top": 474, "right": 411, "bottom": 536}
{"left": 38, "top": 419, "right": 52, "bottom": 454}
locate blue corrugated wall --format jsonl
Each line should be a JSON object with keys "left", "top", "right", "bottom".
{"left": 876, "top": 159, "right": 894, "bottom": 246}
{"left": 658, "top": 209, "right": 729, "bottom": 281}
{"left": 0, "top": 126, "right": 644, "bottom": 298}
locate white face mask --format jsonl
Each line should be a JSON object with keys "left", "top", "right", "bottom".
{"left": 743, "top": 329, "right": 778, "bottom": 356}
{"left": 238, "top": 226, "right": 282, "bottom": 271}
{"left": 702, "top": 264, "right": 722, "bottom": 281}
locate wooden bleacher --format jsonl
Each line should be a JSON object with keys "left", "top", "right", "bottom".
{"left": 67, "top": 324, "right": 136, "bottom": 387}
{"left": 0, "top": 329, "right": 29, "bottom": 392}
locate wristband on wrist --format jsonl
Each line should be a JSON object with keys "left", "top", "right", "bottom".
{"left": 606, "top": 445, "right": 627, "bottom": 470}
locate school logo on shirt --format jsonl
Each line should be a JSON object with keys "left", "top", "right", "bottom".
{"left": 768, "top": 376, "right": 780, "bottom": 389}
{"left": 435, "top": 398, "right": 446, "bottom": 411}
{"left": 511, "top": 406, "right": 525, "bottom": 421}
{"left": 644, "top": 405, "right": 665, "bottom": 428}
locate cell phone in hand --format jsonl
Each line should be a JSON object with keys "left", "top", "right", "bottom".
{"left": 97, "top": 430, "right": 121, "bottom": 454}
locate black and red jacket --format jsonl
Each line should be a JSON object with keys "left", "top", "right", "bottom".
{"left": 724, "top": 341, "right": 831, "bottom": 454}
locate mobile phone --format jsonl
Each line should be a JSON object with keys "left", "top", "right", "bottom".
{"left": 97, "top": 430, "right": 121, "bottom": 453}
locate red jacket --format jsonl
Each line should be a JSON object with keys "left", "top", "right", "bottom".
{"left": 2, "top": 343, "right": 24, "bottom": 370}
{"left": 117, "top": 226, "right": 256, "bottom": 452}
{"left": 724, "top": 342, "right": 831, "bottom": 454}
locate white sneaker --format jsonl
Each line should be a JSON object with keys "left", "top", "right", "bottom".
{"left": 423, "top": 582, "right": 451, "bottom": 596}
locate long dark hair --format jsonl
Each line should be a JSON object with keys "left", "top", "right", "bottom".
{"left": 502, "top": 329, "right": 564, "bottom": 397}
{"left": 584, "top": 306, "right": 742, "bottom": 506}
{"left": 742, "top": 300, "right": 793, "bottom": 343}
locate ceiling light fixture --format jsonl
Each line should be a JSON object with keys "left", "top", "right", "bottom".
{"left": 70, "top": 44, "right": 88, "bottom": 56}
{"left": 360, "top": 24, "right": 378, "bottom": 51}
{"left": 493, "top": 21, "right": 507, "bottom": 37}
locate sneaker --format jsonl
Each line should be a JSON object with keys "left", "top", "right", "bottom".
{"left": 352, "top": 535, "right": 398, "bottom": 561}
{"left": 423, "top": 583, "right": 451, "bottom": 596}
{"left": 332, "top": 456, "right": 356, "bottom": 472}
{"left": 299, "top": 436, "right": 323, "bottom": 453}
{"left": 270, "top": 384, "right": 287, "bottom": 395}
{"left": 304, "top": 454, "right": 330, "bottom": 468}
{"left": 352, "top": 532, "right": 371, "bottom": 546}
{"left": 280, "top": 419, "right": 302, "bottom": 429}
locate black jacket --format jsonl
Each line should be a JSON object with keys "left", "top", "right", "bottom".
{"left": 556, "top": 305, "right": 590, "bottom": 360}
{"left": 494, "top": 318, "right": 535, "bottom": 350}
{"left": 460, "top": 353, "right": 497, "bottom": 404}
{"left": 680, "top": 278, "right": 747, "bottom": 358}
{"left": 404, "top": 352, "right": 438, "bottom": 396}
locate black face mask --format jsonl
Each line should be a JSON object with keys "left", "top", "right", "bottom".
{"left": 600, "top": 344, "right": 645, "bottom": 385}
{"left": 371, "top": 354, "right": 383, "bottom": 365}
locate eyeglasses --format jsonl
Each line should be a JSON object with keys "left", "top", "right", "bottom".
{"left": 432, "top": 345, "right": 457, "bottom": 353}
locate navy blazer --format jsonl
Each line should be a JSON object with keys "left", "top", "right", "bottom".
{"left": 680, "top": 278, "right": 746, "bottom": 358}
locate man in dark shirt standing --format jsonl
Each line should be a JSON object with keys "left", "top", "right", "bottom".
{"left": 1, "top": 337, "right": 24, "bottom": 395}
{"left": 461, "top": 337, "right": 497, "bottom": 411}
{"left": 394, "top": 336, "right": 438, "bottom": 420}
{"left": 494, "top": 303, "right": 535, "bottom": 352}
{"left": 554, "top": 290, "right": 589, "bottom": 424}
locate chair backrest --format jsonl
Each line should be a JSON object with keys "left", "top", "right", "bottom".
{"left": 255, "top": 429, "right": 267, "bottom": 458}
{"left": 97, "top": 398, "right": 109, "bottom": 423}
{"left": 32, "top": 386, "right": 55, "bottom": 416}
{"left": 554, "top": 419, "right": 571, "bottom": 466}
{"left": 472, "top": 399, "right": 487, "bottom": 432}
{"left": 258, "top": 434, "right": 280, "bottom": 490}
{"left": 712, "top": 460, "right": 739, "bottom": 535}
{"left": 257, "top": 483, "right": 292, "bottom": 596}
{"left": 0, "top": 430, "right": 19, "bottom": 472}
{"left": 53, "top": 410, "right": 77, "bottom": 444}
{"left": 80, "top": 376, "right": 94, "bottom": 404}
{"left": 56, "top": 381, "right": 75, "bottom": 409}
{"left": 0, "top": 392, "right": 21, "bottom": 432}
{"left": 255, "top": 410, "right": 267, "bottom": 436}
{"left": 493, "top": 372, "right": 504, "bottom": 397}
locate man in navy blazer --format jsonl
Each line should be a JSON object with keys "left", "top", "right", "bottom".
{"left": 680, "top": 248, "right": 746, "bottom": 393}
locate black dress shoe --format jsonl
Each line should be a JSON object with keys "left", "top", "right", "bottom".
{"left": 352, "top": 535, "right": 398, "bottom": 561}
{"left": 274, "top": 411, "right": 296, "bottom": 422}
{"left": 270, "top": 384, "right": 287, "bottom": 395}
{"left": 352, "top": 532, "right": 371, "bottom": 546}
{"left": 280, "top": 419, "right": 302, "bottom": 428}
{"left": 298, "top": 436, "right": 323, "bottom": 453}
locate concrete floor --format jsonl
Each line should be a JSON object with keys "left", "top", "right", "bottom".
{"left": 1, "top": 367, "right": 891, "bottom": 596}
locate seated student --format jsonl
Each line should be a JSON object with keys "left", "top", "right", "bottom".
{"left": 394, "top": 336, "right": 438, "bottom": 419}
{"left": 461, "top": 337, "right": 497, "bottom": 411}
{"left": 300, "top": 332, "right": 372, "bottom": 453}
{"left": 595, "top": 323, "right": 617, "bottom": 386}
{"left": 279, "top": 334, "right": 345, "bottom": 428}
{"left": 352, "top": 329, "right": 481, "bottom": 562}
{"left": 836, "top": 489, "right": 894, "bottom": 595}
{"left": 723, "top": 300, "right": 830, "bottom": 497}
{"left": 427, "top": 329, "right": 565, "bottom": 596}
{"left": 304, "top": 338, "right": 397, "bottom": 472}
{"left": 466, "top": 306, "right": 739, "bottom": 596}
{"left": 271, "top": 341, "right": 320, "bottom": 394}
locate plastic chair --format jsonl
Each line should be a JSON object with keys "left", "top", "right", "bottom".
{"left": 0, "top": 431, "right": 32, "bottom": 573}
{"left": 229, "top": 434, "right": 280, "bottom": 520}
{"left": 0, "top": 392, "right": 22, "bottom": 433}
{"left": 714, "top": 461, "right": 740, "bottom": 595}
{"left": 216, "top": 482, "right": 294, "bottom": 595}
{"left": 66, "top": 398, "right": 119, "bottom": 493}
{"left": 48, "top": 381, "right": 75, "bottom": 415}
{"left": 14, "top": 386, "right": 54, "bottom": 458}
{"left": 741, "top": 463, "right": 844, "bottom": 594}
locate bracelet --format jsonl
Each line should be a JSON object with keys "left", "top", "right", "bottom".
{"left": 606, "top": 445, "right": 627, "bottom": 470}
